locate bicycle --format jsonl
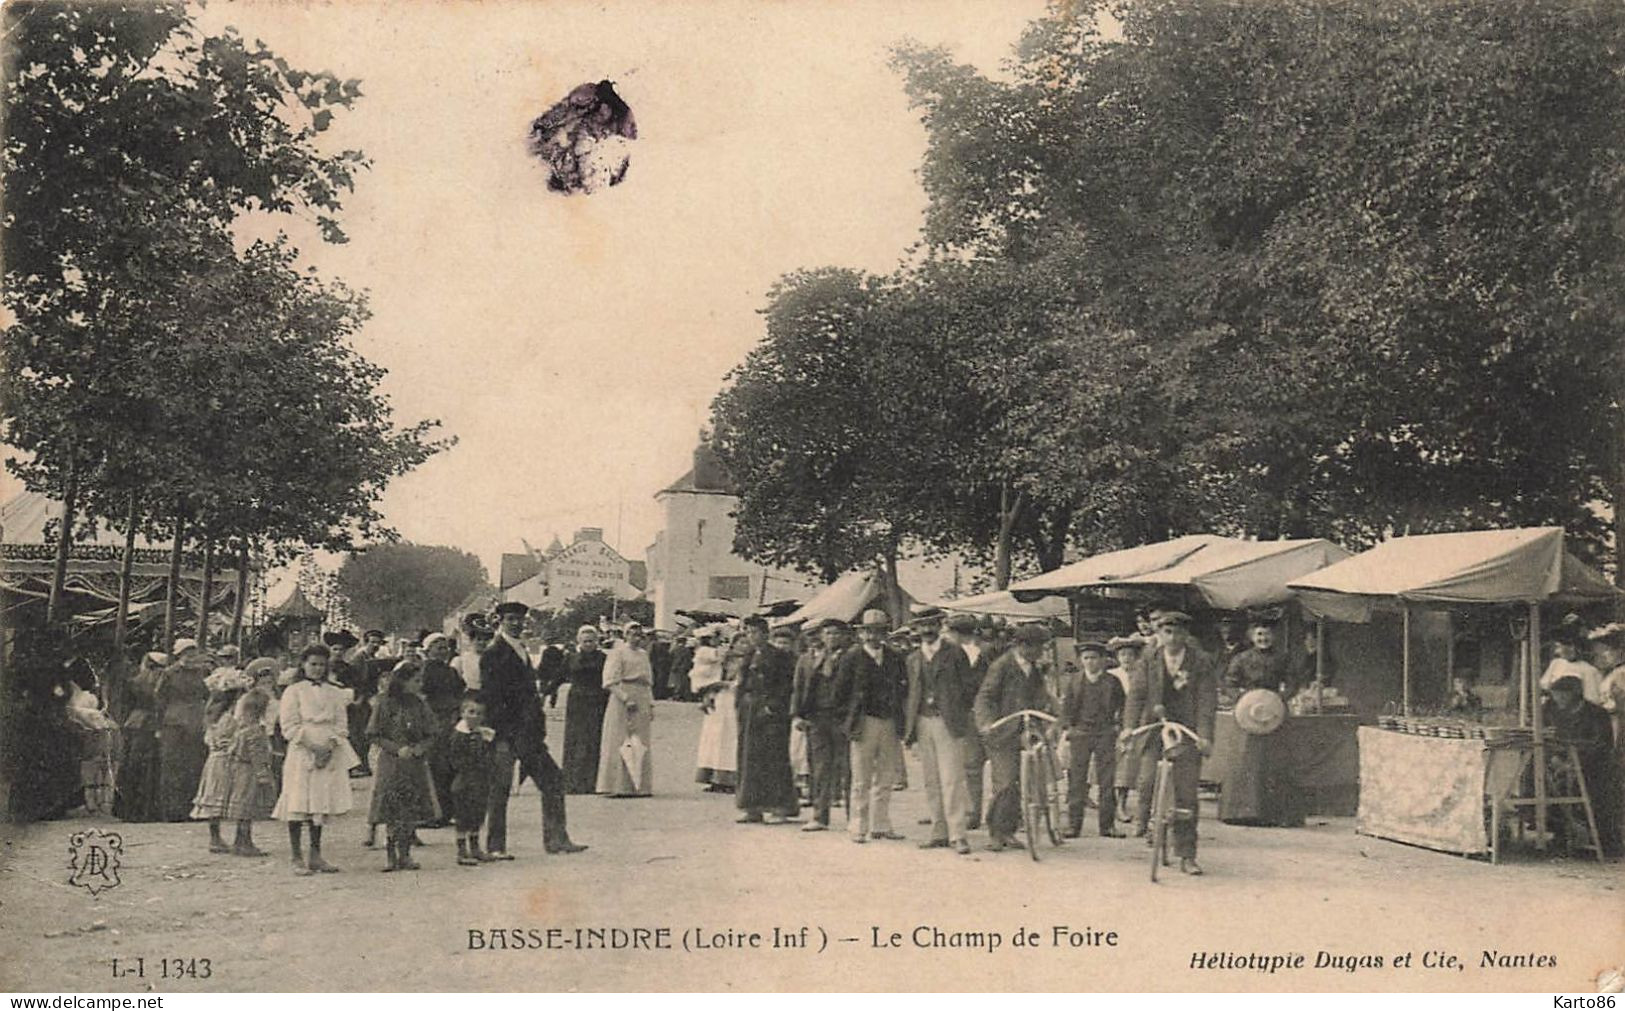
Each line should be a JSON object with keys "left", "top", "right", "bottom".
{"left": 1125, "top": 715, "right": 1202, "bottom": 882}
{"left": 984, "top": 709, "right": 1065, "bottom": 861}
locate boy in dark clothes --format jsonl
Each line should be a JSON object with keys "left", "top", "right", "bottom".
{"left": 1061, "top": 641, "right": 1127, "bottom": 838}
{"left": 449, "top": 695, "right": 498, "bottom": 866}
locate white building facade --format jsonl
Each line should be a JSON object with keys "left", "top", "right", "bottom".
{"left": 645, "top": 439, "right": 820, "bottom": 630}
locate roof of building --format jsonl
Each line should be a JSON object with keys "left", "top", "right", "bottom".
{"left": 499, "top": 552, "right": 543, "bottom": 591}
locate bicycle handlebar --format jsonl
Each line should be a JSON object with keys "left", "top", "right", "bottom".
{"left": 984, "top": 709, "right": 1057, "bottom": 732}
{"left": 1127, "top": 718, "right": 1202, "bottom": 751}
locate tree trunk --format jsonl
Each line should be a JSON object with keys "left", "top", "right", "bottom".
{"left": 195, "top": 535, "right": 216, "bottom": 645}
{"left": 231, "top": 541, "right": 251, "bottom": 647}
{"left": 162, "top": 499, "right": 187, "bottom": 651}
{"left": 880, "top": 541, "right": 906, "bottom": 626}
{"left": 45, "top": 464, "right": 80, "bottom": 627}
{"left": 112, "top": 490, "right": 139, "bottom": 655}
{"left": 994, "top": 485, "right": 1026, "bottom": 590}
{"left": 1027, "top": 507, "right": 1072, "bottom": 572}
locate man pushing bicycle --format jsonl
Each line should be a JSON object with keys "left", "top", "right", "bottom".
{"left": 1122, "top": 610, "right": 1218, "bottom": 876}
{"left": 972, "top": 624, "right": 1059, "bottom": 852}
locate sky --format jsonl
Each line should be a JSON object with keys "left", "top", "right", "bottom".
{"left": 6, "top": 0, "right": 1051, "bottom": 584}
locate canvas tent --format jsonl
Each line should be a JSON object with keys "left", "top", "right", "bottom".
{"left": 1287, "top": 527, "right": 1618, "bottom": 622}
{"left": 1009, "top": 534, "right": 1350, "bottom": 609}
{"left": 926, "top": 588, "right": 1069, "bottom": 620}
{"left": 774, "top": 570, "right": 915, "bottom": 628}
{"left": 0, "top": 490, "right": 236, "bottom": 629}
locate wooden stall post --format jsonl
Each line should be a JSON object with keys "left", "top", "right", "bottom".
{"left": 1528, "top": 602, "right": 1547, "bottom": 849}
{"left": 1401, "top": 603, "right": 1412, "bottom": 716}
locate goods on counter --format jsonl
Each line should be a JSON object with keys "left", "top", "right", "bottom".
{"left": 1372, "top": 716, "right": 1546, "bottom": 747}
{"left": 1288, "top": 683, "right": 1350, "bottom": 716}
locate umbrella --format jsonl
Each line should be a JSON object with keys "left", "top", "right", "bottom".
{"left": 619, "top": 735, "right": 648, "bottom": 792}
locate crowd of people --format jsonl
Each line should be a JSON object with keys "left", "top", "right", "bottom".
{"left": 16, "top": 593, "right": 1622, "bottom": 869}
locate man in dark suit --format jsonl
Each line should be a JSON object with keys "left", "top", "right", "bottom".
{"left": 735, "top": 616, "right": 799, "bottom": 823}
{"left": 480, "top": 601, "right": 586, "bottom": 859}
{"left": 792, "top": 619, "right": 846, "bottom": 831}
{"left": 944, "top": 615, "right": 991, "bottom": 829}
{"left": 839, "top": 609, "right": 908, "bottom": 843}
{"left": 972, "top": 623, "right": 1057, "bottom": 851}
{"left": 903, "top": 609, "right": 976, "bottom": 854}
{"left": 1124, "top": 609, "right": 1218, "bottom": 875}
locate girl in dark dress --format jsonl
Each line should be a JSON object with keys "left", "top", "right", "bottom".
{"left": 560, "top": 626, "right": 608, "bottom": 794}
{"left": 367, "top": 661, "right": 437, "bottom": 871}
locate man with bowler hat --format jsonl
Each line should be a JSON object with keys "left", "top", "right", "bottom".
{"left": 903, "top": 609, "right": 976, "bottom": 854}
{"left": 793, "top": 618, "right": 851, "bottom": 832}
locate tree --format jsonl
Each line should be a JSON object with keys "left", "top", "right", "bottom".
{"left": 336, "top": 544, "right": 488, "bottom": 637}
{"left": 3, "top": 1, "right": 450, "bottom": 645}
{"left": 893, "top": 0, "right": 1625, "bottom": 565}
{"left": 535, "top": 590, "right": 653, "bottom": 642}
{"left": 710, "top": 270, "right": 899, "bottom": 596}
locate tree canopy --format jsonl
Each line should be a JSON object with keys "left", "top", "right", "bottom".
{"left": 714, "top": 0, "right": 1625, "bottom": 588}
{"left": 336, "top": 543, "right": 487, "bottom": 638}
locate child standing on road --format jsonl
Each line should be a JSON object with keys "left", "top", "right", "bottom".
{"left": 273, "top": 645, "right": 361, "bottom": 875}
{"left": 191, "top": 674, "right": 248, "bottom": 852}
{"left": 449, "top": 695, "right": 497, "bottom": 866}
{"left": 367, "top": 660, "right": 437, "bottom": 872}
{"left": 223, "top": 690, "right": 277, "bottom": 856}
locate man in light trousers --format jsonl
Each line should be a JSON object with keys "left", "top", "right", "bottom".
{"left": 903, "top": 609, "right": 977, "bottom": 855}
{"left": 838, "top": 609, "right": 908, "bottom": 843}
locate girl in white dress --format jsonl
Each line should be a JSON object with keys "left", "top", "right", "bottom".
{"left": 272, "top": 645, "right": 361, "bottom": 874}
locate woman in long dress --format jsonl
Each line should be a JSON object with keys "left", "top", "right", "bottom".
{"left": 1108, "top": 635, "right": 1150, "bottom": 828}
{"left": 561, "top": 626, "right": 608, "bottom": 794}
{"left": 272, "top": 645, "right": 361, "bottom": 874}
{"left": 156, "top": 641, "right": 211, "bottom": 822}
{"left": 114, "top": 652, "right": 168, "bottom": 822}
{"left": 596, "top": 623, "right": 655, "bottom": 797}
{"left": 691, "top": 628, "right": 738, "bottom": 790}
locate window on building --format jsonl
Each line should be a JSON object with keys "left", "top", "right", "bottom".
{"left": 708, "top": 575, "right": 750, "bottom": 601}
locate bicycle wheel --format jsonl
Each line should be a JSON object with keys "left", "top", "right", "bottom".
{"left": 1042, "top": 747, "right": 1065, "bottom": 847}
{"left": 1020, "top": 749, "right": 1041, "bottom": 861}
{"left": 1150, "top": 761, "right": 1173, "bottom": 883}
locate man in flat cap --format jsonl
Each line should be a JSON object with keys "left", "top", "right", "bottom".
{"left": 903, "top": 609, "right": 977, "bottom": 854}
{"left": 1125, "top": 609, "right": 1218, "bottom": 874}
{"left": 1062, "top": 640, "right": 1126, "bottom": 838}
{"left": 973, "top": 623, "right": 1058, "bottom": 851}
{"left": 481, "top": 601, "right": 586, "bottom": 858}
{"left": 839, "top": 609, "right": 908, "bottom": 842}
{"left": 793, "top": 618, "right": 852, "bottom": 832}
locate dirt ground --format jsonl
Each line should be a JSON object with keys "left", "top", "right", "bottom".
{"left": 3, "top": 698, "right": 1620, "bottom": 993}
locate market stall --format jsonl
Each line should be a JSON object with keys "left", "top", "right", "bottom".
{"left": 1010, "top": 535, "right": 1356, "bottom": 825}
{"left": 1206, "top": 711, "right": 1364, "bottom": 820}
{"left": 1288, "top": 527, "right": 1620, "bottom": 858}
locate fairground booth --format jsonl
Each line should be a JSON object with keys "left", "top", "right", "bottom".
{"left": 1007, "top": 535, "right": 1359, "bottom": 826}
{"left": 1289, "top": 527, "right": 1620, "bottom": 862}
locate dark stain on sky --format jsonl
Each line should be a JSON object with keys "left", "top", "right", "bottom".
{"left": 527, "top": 80, "right": 638, "bottom": 195}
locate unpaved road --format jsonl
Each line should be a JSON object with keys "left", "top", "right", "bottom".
{"left": 3, "top": 699, "right": 1620, "bottom": 992}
